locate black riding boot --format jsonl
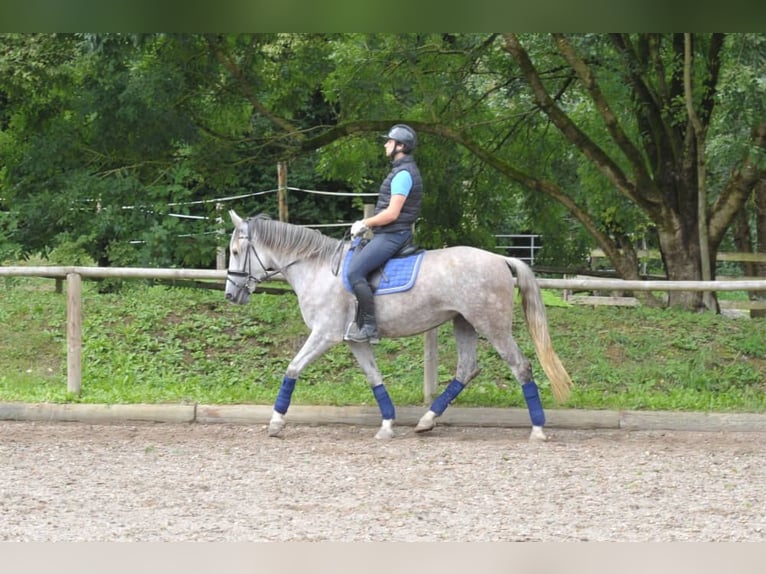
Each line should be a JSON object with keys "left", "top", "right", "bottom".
{"left": 345, "top": 281, "right": 380, "bottom": 343}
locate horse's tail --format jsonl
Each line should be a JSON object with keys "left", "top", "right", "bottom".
{"left": 505, "top": 257, "right": 573, "bottom": 403}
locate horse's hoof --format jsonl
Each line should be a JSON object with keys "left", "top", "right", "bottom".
{"left": 529, "top": 426, "right": 548, "bottom": 442}
{"left": 375, "top": 419, "right": 394, "bottom": 440}
{"left": 414, "top": 420, "right": 435, "bottom": 433}
{"left": 268, "top": 421, "right": 285, "bottom": 437}
{"left": 414, "top": 411, "right": 436, "bottom": 433}
{"left": 375, "top": 428, "right": 394, "bottom": 440}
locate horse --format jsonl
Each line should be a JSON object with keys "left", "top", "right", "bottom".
{"left": 224, "top": 211, "right": 572, "bottom": 441}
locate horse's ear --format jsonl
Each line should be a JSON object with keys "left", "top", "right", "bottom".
{"left": 229, "top": 210, "right": 243, "bottom": 227}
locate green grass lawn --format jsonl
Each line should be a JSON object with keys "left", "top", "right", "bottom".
{"left": 1, "top": 276, "right": 765, "bottom": 413}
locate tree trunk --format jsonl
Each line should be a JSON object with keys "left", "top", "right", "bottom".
{"left": 684, "top": 33, "right": 716, "bottom": 312}
{"left": 656, "top": 222, "right": 706, "bottom": 310}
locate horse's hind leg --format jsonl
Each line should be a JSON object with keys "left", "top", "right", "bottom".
{"left": 415, "top": 315, "right": 480, "bottom": 433}
{"left": 484, "top": 331, "right": 547, "bottom": 442}
{"left": 348, "top": 342, "right": 395, "bottom": 440}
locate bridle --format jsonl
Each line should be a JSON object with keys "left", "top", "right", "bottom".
{"left": 226, "top": 219, "right": 297, "bottom": 298}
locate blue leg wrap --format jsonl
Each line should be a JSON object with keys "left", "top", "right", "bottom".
{"left": 430, "top": 379, "right": 465, "bottom": 416}
{"left": 274, "top": 376, "right": 297, "bottom": 415}
{"left": 372, "top": 384, "right": 396, "bottom": 420}
{"left": 522, "top": 381, "right": 546, "bottom": 427}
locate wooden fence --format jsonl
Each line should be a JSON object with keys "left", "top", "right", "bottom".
{"left": 581, "top": 249, "right": 766, "bottom": 310}
{"left": 590, "top": 248, "right": 766, "bottom": 266}
{"left": 2, "top": 265, "right": 766, "bottom": 402}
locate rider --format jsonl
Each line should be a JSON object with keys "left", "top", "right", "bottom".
{"left": 344, "top": 124, "right": 423, "bottom": 344}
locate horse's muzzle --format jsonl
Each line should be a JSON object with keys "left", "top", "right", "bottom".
{"left": 225, "top": 289, "right": 250, "bottom": 305}
{"left": 225, "top": 272, "right": 252, "bottom": 305}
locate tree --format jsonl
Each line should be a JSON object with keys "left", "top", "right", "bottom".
{"left": 0, "top": 34, "right": 352, "bottom": 268}
{"left": 3, "top": 34, "right": 763, "bottom": 313}
{"left": 499, "top": 34, "right": 765, "bottom": 309}
{"left": 237, "top": 33, "right": 764, "bottom": 310}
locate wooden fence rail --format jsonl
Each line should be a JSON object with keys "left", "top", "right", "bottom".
{"left": 590, "top": 248, "right": 766, "bottom": 264}
{"left": 2, "top": 265, "right": 766, "bottom": 401}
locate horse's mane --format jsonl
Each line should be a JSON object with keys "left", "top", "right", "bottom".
{"left": 249, "top": 214, "right": 342, "bottom": 263}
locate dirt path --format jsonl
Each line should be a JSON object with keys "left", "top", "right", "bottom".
{"left": 2, "top": 421, "right": 764, "bottom": 541}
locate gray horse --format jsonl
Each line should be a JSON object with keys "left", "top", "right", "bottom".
{"left": 225, "top": 211, "right": 572, "bottom": 441}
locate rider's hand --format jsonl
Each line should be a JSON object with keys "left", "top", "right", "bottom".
{"left": 351, "top": 220, "right": 369, "bottom": 237}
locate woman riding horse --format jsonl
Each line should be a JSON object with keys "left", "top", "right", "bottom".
{"left": 344, "top": 124, "right": 423, "bottom": 344}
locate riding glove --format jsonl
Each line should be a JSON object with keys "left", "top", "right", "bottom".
{"left": 351, "top": 220, "right": 369, "bottom": 237}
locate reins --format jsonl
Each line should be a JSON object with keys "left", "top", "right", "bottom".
{"left": 330, "top": 230, "right": 350, "bottom": 277}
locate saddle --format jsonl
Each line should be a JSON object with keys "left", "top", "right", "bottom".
{"left": 342, "top": 237, "right": 426, "bottom": 295}
{"left": 370, "top": 236, "right": 423, "bottom": 259}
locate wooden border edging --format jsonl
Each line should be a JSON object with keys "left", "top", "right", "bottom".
{"left": 0, "top": 403, "right": 196, "bottom": 424}
{"left": 2, "top": 403, "right": 765, "bottom": 432}
{"left": 620, "top": 410, "right": 766, "bottom": 432}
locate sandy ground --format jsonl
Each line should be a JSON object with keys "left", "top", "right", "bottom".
{"left": 1, "top": 420, "right": 765, "bottom": 541}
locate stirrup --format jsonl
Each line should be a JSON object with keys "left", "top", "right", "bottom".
{"left": 344, "top": 322, "right": 380, "bottom": 344}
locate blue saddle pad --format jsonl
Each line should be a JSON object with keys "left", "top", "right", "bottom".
{"left": 342, "top": 245, "right": 425, "bottom": 296}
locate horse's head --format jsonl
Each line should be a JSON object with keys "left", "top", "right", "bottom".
{"left": 225, "top": 210, "right": 277, "bottom": 305}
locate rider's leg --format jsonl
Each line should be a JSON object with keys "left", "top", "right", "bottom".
{"left": 344, "top": 231, "right": 411, "bottom": 344}
{"left": 346, "top": 279, "right": 379, "bottom": 343}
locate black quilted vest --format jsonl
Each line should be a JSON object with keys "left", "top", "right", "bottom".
{"left": 374, "top": 155, "right": 423, "bottom": 233}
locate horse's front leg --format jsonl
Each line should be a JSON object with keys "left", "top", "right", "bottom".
{"left": 416, "top": 316, "right": 480, "bottom": 433}
{"left": 348, "top": 342, "right": 395, "bottom": 440}
{"left": 268, "top": 330, "right": 339, "bottom": 437}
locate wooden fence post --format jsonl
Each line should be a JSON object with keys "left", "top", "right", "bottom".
{"left": 277, "top": 161, "right": 288, "bottom": 222}
{"left": 423, "top": 328, "right": 438, "bottom": 403}
{"left": 215, "top": 202, "right": 226, "bottom": 271}
{"left": 66, "top": 272, "right": 83, "bottom": 395}
{"left": 360, "top": 202, "right": 437, "bottom": 401}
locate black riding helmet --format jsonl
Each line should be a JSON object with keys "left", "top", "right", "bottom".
{"left": 381, "top": 124, "right": 417, "bottom": 154}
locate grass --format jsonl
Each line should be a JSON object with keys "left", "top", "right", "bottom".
{"left": 1, "top": 276, "right": 765, "bottom": 413}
